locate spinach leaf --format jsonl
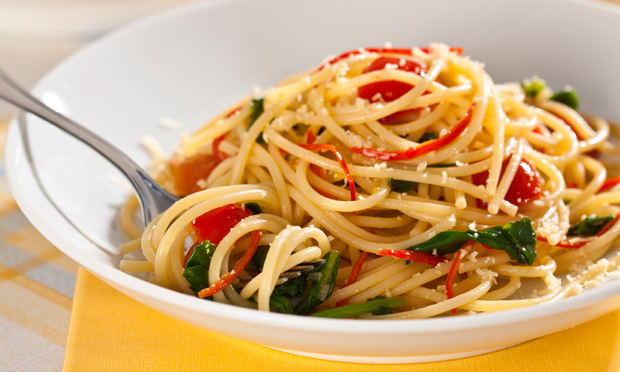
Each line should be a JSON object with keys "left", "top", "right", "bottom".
{"left": 249, "top": 98, "right": 264, "bottom": 125}
{"left": 389, "top": 178, "right": 418, "bottom": 193}
{"left": 294, "top": 251, "right": 340, "bottom": 315}
{"left": 272, "top": 275, "right": 306, "bottom": 298}
{"left": 244, "top": 202, "right": 263, "bottom": 215}
{"left": 251, "top": 245, "right": 270, "bottom": 268}
{"left": 426, "top": 163, "right": 456, "bottom": 168}
{"left": 248, "top": 98, "right": 266, "bottom": 144}
{"left": 405, "top": 217, "right": 537, "bottom": 265}
{"left": 270, "top": 295, "right": 295, "bottom": 314}
{"left": 567, "top": 215, "right": 614, "bottom": 236}
{"left": 183, "top": 241, "right": 216, "bottom": 294}
{"left": 310, "top": 296, "right": 406, "bottom": 318}
{"left": 550, "top": 89, "right": 579, "bottom": 110}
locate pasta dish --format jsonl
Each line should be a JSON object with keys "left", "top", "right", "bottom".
{"left": 119, "top": 44, "right": 620, "bottom": 319}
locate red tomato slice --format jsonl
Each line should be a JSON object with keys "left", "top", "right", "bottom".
{"left": 378, "top": 107, "right": 424, "bottom": 125}
{"left": 183, "top": 203, "right": 254, "bottom": 266}
{"left": 170, "top": 153, "right": 221, "bottom": 196}
{"left": 192, "top": 203, "right": 253, "bottom": 245}
{"left": 472, "top": 159, "right": 543, "bottom": 206}
{"left": 358, "top": 57, "right": 427, "bottom": 102}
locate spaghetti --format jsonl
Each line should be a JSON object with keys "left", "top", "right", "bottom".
{"left": 119, "top": 44, "right": 620, "bottom": 319}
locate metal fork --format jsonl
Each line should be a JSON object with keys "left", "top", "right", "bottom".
{"left": 0, "top": 68, "right": 179, "bottom": 226}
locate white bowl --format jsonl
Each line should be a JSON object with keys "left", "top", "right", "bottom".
{"left": 5, "top": 0, "right": 620, "bottom": 364}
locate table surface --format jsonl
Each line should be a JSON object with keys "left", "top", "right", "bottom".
{"left": 2, "top": 1, "right": 620, "bottom": 370}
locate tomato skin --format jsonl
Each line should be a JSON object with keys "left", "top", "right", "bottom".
{"left": 358, "top": 57, "right": 427, "bottom": 102}
{"left": 170, "top": 153, "right": 220, "bottom": 196}
{"left": 472, "top": 159, "right": 543, "bottom": 206}
{"left": 192, "top": 203, "right": 252, "bottom": 245}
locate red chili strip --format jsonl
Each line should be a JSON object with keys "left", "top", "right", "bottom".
{"left": 351, "top": 103, "right": 476, "bottom": 161}
{"left": 335, "top": 251, "right": 371, "bottom": 307}
{"left": 345, "top": 251, "right": 370, "bottom": 287}
{"left": 446, "top": 243, "right": 472, "bottom": 314}
{"left": 536, "top": 236, "right": 588, "bottom": 249}
{"left": 306, "top": 129, "right": 317, "bottom": 144}
{"left": 298, "top": 144, "right": 356, "bottom": 202}
{"left": 198, "top": 230, "right": 261, "bottom": 298}
{"left": 318, "top": 46, "right": 464, "bottom": 70}
{"left": 376, "top": 249, "right": 446, "bottom": 266}
{"left": 598, "top": 177, "right": 620, "bottom": 193}
{"left": 212, "top": 134, "right": 228, "bottom": 161}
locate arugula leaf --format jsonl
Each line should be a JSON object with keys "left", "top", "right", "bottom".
{"left": 521, "top": 78, "right": 546, "bottom": 98}
{"left": 419, "top": 132, "right": 438, "bottom": 143}
{"left": 294, "top": 251, "right": 340, "bottom": 315}
{"left": 550, "top": 89, "right": 579, "bottom": 111}
{"left": 389, "top": 178, "right": 418, "bottom": 193}
{"left": 183, "top": 241, "right": 216, "bottom": 294}
{"left": 567, "top": 215, "right": 614, "bottom": 236}
{"left": 405, "top": 217, "right": 537, "bottom": 265}
{"left": 310, "top": 296, "right": 406, "bottom": 318}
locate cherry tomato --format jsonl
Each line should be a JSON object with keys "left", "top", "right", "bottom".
{"left": 358, "top": 57, "right": 426, "bottom": 102}
{"left": 169, "top": 153, "right": 220, "bottom": 196}
{"left": 472, "top": 159, "right": 543, "bottom": 206}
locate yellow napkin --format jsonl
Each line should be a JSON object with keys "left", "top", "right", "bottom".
{"left": 64, "top": 268, "right": 620, "bottom": 372}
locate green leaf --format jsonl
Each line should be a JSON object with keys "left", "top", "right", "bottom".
{"left": 567, "top": 215, "right": 614, "bottom": 236}
{"left": 550, "top": 89, "right": 579, "bottom": 110}
{"left": 270, "top": 295, "right": 295, "bottom": 314}
{"left": 521, "top": 78, "right": 546, "bottom": 98}
{"left": 389, "top": 178, "right": 418, "bottom": 193}
{"left": 249, "top": 98, "right": 266, "bottom": 143}
{"left": 419, "top": 132, "right": 438, "bottom": 143}
{"left": 184, "top": 241, "right": 216, "bottom": 270}
{"left": 251, "top": 245, "right": 270, "bottom": 268}
{"left": 244, "top": 202, "right": 263, "bottom": 215}
{"left": 249, "top": 98, "right": 264, "bottom": 125}
{"left": 182, "top": 266, "right": 211, "bottom": 295}
{"left": 475, "top": 218, "right": 537, "bottom": 265}
{"left": 406, "top": 230, "right": 472, "bottom": 255}
{"left": 426, "top": 163, "right": 456, "bottom": 168}
{"left": 295, "top": 251, "right": 340, "bottom": 315}
{"left": 310, "top": 296, "right": 407, "bottom": 318}
{"left": 182, "top": 240, "right": 217, "bottom": 294}
{"left": 272, "top": 275, "right": 306, "bottom": 298}
{"left": 405, "top": 217, "right": 537, "bottom": 265}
